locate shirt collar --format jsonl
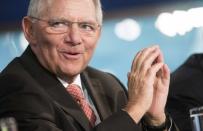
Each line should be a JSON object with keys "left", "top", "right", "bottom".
{"left": 57, "top": 74, "right": 82, "bottom": 90}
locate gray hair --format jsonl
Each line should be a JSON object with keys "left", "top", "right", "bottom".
{"left": 27, "top": 0, "right": 103, "bottom": 25}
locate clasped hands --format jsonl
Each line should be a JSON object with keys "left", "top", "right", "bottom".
{"left": 124, "top": 45, "right": 170, "bottom": 127}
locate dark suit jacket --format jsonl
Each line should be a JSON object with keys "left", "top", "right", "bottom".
{"left": 0, "top": 46, "right": 141, "bottom": 131}
{"left": 167, "top": 54, "right": 203, "bottom": 131}
{"left": 0, "top": 47, "right": 179, "bottom": 131}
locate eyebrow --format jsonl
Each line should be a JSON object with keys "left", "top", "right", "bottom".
{"left": 48, "top": 18, "right": 67, "bottom": 22}
{"left": 49, "top": 17, "right": 97, "bottom": 23}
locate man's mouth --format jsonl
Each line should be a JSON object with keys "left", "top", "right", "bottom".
{"left": 61, "top": 51, "right": 83, "bottom": 60}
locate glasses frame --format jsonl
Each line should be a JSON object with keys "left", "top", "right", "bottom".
{"left": 29, "top": 16, "right": 101, "bottom": 36}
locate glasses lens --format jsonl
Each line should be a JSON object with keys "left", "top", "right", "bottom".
{"left": 46, "top": 27, "right": 67, "bottom": 34}
{"left": 30, "top": 16, "right": 100, "bottom": 35}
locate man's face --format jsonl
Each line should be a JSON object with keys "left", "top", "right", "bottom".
{"left": 24, "top": 0, "right": 101, "bottom": 82}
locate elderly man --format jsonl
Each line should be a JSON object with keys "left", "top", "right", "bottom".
{"left": 0, "top": 0, "right": 178, "bottom": 131}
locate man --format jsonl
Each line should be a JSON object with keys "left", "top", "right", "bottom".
{"left": 0, "top": 0, "right": 178, "bottom": 131}
{"left": 167, "top": 54, "right": 203, "bottom": 131}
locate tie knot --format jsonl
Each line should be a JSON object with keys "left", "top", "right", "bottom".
{"left": 67, "top": 84, "right": 84, "bottom": 100}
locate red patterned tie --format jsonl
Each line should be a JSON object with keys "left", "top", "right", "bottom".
{"left": 67, "top": 84, "right": 96, "bottom": 126}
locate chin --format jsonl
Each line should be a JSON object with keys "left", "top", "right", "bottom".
{"left": 60, "top": 63, "right": 86, "bottom": 75}
{"left": 62, "top": 68, "right": 81, "bottom": 76}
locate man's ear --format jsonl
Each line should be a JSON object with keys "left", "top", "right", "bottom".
{"left": 22, "top": 16, "right": 37, "bottom": 45}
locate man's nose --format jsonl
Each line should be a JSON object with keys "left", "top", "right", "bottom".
{"left": 64, "top": 24, "right": 82, "bottom": 45}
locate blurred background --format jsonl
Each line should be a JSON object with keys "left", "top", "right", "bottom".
{"left": 0, "top": 0, "right": 203, "bottom": 86}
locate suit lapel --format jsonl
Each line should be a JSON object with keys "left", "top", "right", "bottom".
{"left": 81, "top": 70, "right": 112, "bottom": 121}
{"left": 20, "top": 47, "right": 91, "bottom": 131}
{"left": 46, "top": 83, "right": 92, "bottom": 131}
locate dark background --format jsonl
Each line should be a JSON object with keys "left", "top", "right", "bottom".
{"left": 0, "top": 0, "right": 198, "bottom": 24}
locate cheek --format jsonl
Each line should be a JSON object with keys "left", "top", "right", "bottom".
{"left": 35, "top": 34, "right": 62, "bottom": 63}
{"left": 84, "top": 41, "right": 98, "bottom": 62}
{"left": 84, "top": 37, "right": 99, "bottom": 53}
{"left": 33, "top": 26, "right": 61, "bottom": 46}
{"left": 35, "top": 33, "right": 62, "bottom": 56}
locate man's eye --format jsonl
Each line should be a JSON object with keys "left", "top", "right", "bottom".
{"left": 49, "top": 21, "right": 67, "bottom": 27}
{"left": 79, "top": 23, "right": 95, "bottom": 31}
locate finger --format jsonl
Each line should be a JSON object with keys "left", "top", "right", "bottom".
{"left": 155, "top": 49, "right": 164, "bottom": 64}
{"left": 148, "top": 62, "right": 164, "bottom": 78}
{"left": 131, "top": 45, "right": 159, "bottom": 72}
{"left": 131, "top": 51, "right": 142, "bottom": 72}
{"left": 162, "top": 64, "right": 170, "bottom": 80}
{"left": 139, "top": 47, "right": 161, "bottom": 73}
{"left": 159, "top": 52, "right": 164, "bottom": 63}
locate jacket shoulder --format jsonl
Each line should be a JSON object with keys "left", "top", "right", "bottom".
{"left": 84, "top": 66, "right": 127, "bottom": 94}
{"left": 85, "top": 66, "right": 124, "bottom": 85}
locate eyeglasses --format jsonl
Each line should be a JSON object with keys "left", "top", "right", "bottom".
{"left": 29, "top": 16, "right": 101, "bottom": 36}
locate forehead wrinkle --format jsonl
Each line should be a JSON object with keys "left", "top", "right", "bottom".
{"left": 37, "top": 0, "right": 98, "bottom": 26}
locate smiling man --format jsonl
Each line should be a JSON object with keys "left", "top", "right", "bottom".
{"left": 0, "top": 0, "right": 179, "bottom": 131}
